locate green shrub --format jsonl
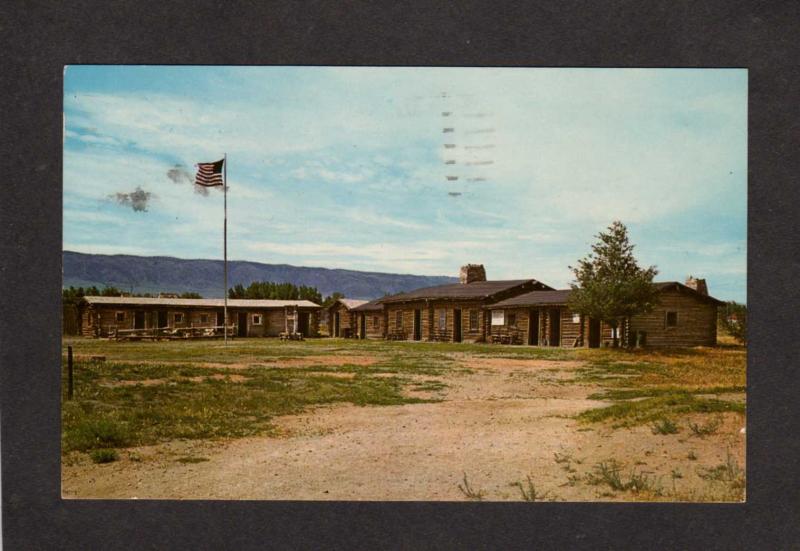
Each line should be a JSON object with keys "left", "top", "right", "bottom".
{"left": 64, "top": 418, "right": 133, "bottom": 452}
{"left": 89, "top": 448, "right": 118, "bottom": 464}
{"left": 651, "top": 417, "right": 679, "bottom": 435}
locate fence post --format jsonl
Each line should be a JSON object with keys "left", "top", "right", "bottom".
{"left": 67, "top": 345, "right": 74, "bottom": 400}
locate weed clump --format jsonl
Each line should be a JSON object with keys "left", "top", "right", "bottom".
{"left": 689, "top": 416, "right": 723, "bottom": 437}
{"left": 586, "top": 460, "right": 661, "bottom": 495}
{"left": 513, "top": 475, "right": 551, "bottom": 502}
{"left": 697, "top": 450, "right": 744, "bottom": 489}
{"left": 89, "top": 448, "right": 118, "bottom": 464}
{"left": 651, "top": 417, "right": 679, "bottom": 435}
{"left": 457, "top": 472, "right": 485, "bottom": 501}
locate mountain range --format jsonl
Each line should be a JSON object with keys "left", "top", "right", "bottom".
{"left": 63, "top": 251, "right": 458, "bottom": 300}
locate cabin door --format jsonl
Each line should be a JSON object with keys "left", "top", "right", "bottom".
{"left": 413, "top": 309, "right": 421, "bottom": 341}
{"left": 157, "top": 310, "right": 168, "bottom": 329}
{"left": 453, "top": 309, "right": 462, "bottom": 342}
{"left": 134, "top": 311, "right": 145, "bottom": 330}
{"left": 359, "top": 314, "right": 366, "bottom": 339}
{"left": 588, "top": 318, "right": 601, "bottom": 348}
{"left": 334, "top": 312, "right": 340, "bottom": 337}
{"left": 548, "top": 309, "right": 561, "bottom": 346}
{"left": 528, "top": 309, "right": 539, "bottom": 345}
{"left": 298, "top": 312, "right": 310, "bottom": 337}
{"left": 237, "top": 312, "right": 248, "bottom": 337}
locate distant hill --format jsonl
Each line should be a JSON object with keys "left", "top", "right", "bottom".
{"left": 63, "top": 251, "right": 457, "bottom": 300}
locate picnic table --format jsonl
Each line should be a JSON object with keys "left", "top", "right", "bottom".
{"left": 112, "top": 325, "right": 233, "bottom": 341}
{"left": 490, "top": 332, "right": 522, "bottom": 345}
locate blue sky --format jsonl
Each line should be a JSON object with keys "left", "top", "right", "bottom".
{"left": 63, "top": 67, "right": 747, "bottom": 302}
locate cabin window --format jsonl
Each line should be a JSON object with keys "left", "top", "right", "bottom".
{"left": 200, "top": 314, "right": 209, "bottom": 324}
{"left": 438, "top": 310, "right": 447, "bottom": 331}
{"left": 115, "top": 311, "right": 125, "bottom": 322}
{"left": 507, "top": 313, "right": 517, "bottom": 327}
{"left": 572, "top": 313, "right": 581, "bottom": 323}
{"left": 174, "top": 313, "right": 184, "bottom": 324}
{"left": 469, "top": 310, "right": 478, "bottom": 331}
{"left": 666, "top": 311, "right": 678, "bottom": 327}
{"left": 395, "top": 311, "right": 403, "bottom": 330}
{"left": 373, "top": 316, "right": 379, "bottom": 329}
{"left": 252, "top": 314, "right": 262, "bottom": 325}
{"left": 491, "top": 310, "right": 505, "bottom": 326}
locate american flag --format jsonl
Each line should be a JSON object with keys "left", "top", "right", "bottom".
{"left": 195, "top": 159, "right": 224, "bottom": 187}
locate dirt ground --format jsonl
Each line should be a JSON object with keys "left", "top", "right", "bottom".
{"left": 62, "top": 355, "right": 745, "bottom": 501}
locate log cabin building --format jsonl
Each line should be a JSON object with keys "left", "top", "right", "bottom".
{"left": 78, "top": 296, "right": 321, "bottom": 338}
{"left": 379, "top": 264, "right": 553, "bottom": 343}
{"left": 351, "top": 299, "right": 386, "bottom": 339}
{"left": 327, "top": 298, "right": 368, "bottom": 338}
{"left": 485, "top": 278, "right": 724, "bottom": 348}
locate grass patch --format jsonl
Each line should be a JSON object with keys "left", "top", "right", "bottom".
{"left": 578, "top": 392, "right": 745, "bottom": 427}
{"left": 61, "top": 358, "right": 433, "bottom": 453}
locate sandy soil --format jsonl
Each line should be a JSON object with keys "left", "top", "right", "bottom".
{"left": 62, "top": 357, "right": 745, "bottom": 501}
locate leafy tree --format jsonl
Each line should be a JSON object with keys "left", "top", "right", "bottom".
{"left": 569, "top": 221, "right": 660, "bottom": 347}
{"left": 322, "top": 292, "right": 345, "bottom": 309}
{"left": 719, "top": 301, "right": 746, "bottom": 344}
{"left": 228, "top": 281, "right": 324, "bottom": 304}
{"left": 62, "top": 285, "right": 124, "bottom": 304}
{"left": 179, "top": 292, "right": 203, "bottom": 299}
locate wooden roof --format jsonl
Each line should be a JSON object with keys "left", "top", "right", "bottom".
{"left": 488, "top": 282, "right": 725, "bottom": 309}
{"left": 653, "top": 282, "right": 726, "bottom": 305}
{"left": 489, "top": 289, "right": 573, "bottom": 308}
{"left": 380, "top": 279, "right": 551, "bottom": 303}
{"left": 82, "top": 296, "right": 321, "bottom": 308}
{"left": 330, "top": 298, "right": 369, "bottom": 311}
{"left": 351, "top": 299, "right": 384, "bottom": 312}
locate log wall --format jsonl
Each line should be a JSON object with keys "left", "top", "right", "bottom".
{"left": 328, "top": 303, "right": 356, "bottom": 337}
{"left": 80, "top": 305, "right": 320, "bottom": 338}
{"left": 357, "top": 311, "right": 385, "bottom": 339}
{"left": 629, "top": 289, "right": 718, "bottom": 347}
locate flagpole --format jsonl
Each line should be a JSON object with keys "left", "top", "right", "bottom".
{"left": 223, "top": 153, "right": 228, "bottom": 346}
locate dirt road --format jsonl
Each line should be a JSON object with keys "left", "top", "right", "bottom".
{"left": 62, "top": 357, "right": 745, "bottom": 501}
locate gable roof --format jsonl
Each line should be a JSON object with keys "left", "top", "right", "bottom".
{"left": 351, "top": 299, "right": 384, "bottom": 312}
{"left": 653, "top": 282, "right": 726, "bottom": 305}
{"left": 329, "top": 298, "right": 369, "bottom": 311}
{"left": 489, "top": 289, "right": 573, "bottom": 308}
{"left": 81, "top": 296, "right": 321, "bottom": 308}
{"left": 380, "top": 279, "right": 551, "bottom": 303}
{"left": 488, "top": 282, "right": 725, "bottom": 309}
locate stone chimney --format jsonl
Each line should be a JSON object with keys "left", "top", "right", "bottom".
{"left": 685, "top": 275, "right": 708, "bottom": 296}
{"left": 459, "top": 264, "right": 487, "bottom": 284}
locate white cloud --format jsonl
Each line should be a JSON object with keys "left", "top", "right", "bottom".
{"left": 63, "top": 67, "right": 747, "bottom": 300}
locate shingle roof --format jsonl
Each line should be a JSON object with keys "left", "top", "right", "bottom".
{"left": 489, "top": 289, "right": 573, "bottom": 308}
{"left": 380, "top": 279, "right": 550, "bottom": 303}
{"left": 488, "top": 282, "right": 725, "bottom": 308}
{"left": 82, "top": 296, "right": 321, "bottom": 308}
{"left": 653, "top": 282, "right": 726, "bottom": 305}
{"left": 351, "top": 299, "right": 384, "bottom": 312}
